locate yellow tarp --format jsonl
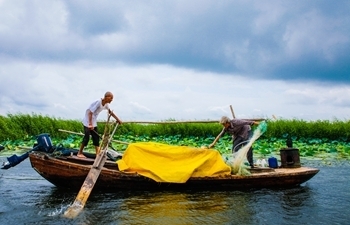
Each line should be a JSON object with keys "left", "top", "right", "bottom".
{"left": 116, "top": 142, "right": 231, "bottom": 183}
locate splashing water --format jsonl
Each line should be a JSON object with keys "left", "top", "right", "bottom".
{"left": 230, "top": 121, "right": 267, "bottom": 175}
{"left": 47, "top": 205, "right": 66, "bottom": 217}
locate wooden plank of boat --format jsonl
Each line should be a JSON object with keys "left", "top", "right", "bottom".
{"left": 63, "top": 154, "right": 118, "bottom": 168}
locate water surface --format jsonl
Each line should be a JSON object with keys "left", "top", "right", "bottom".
{"left": 0, "top": 156, "right": 349, "bottom": 225}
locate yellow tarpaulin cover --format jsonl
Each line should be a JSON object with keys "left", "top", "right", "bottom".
{"left": 116, "top": 142, "right": 231, "bottom": 183}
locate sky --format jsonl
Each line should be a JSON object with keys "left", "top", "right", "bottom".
{"left": 0, "top": 0, "right": 349, "bottom": 122}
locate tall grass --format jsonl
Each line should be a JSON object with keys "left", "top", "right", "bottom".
{"left": 264, "top": 119, "right": 350, "bottom": 141}
{"left": 0, "top": 113, "right": 350, "bottom": 142}
{"left": 0, "top": 113, "right": 82, "bottom": 141}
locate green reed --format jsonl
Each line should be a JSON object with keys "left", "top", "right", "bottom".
{"left": 1, "top": 113, "right": 350, "bottom": 142}
{"left": 1, "top": 113, "right": 350, "bottom": 159}
{"left": 264, "top": 119, "right": 350, "bottom": 141}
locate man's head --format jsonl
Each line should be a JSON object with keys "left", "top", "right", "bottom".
{"left": 104, "top": 91, "right": 114, "bottom": 103}
{"left": 220, "top": 116, "right": 230, "bottom": 128}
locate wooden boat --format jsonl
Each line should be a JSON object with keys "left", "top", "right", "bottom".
{"left": 29, "top": 151, "right": 319, "bottom": 191}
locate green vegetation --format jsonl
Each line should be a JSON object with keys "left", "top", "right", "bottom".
{"left": 0, "top": 113, "right": 349, "bottom": 160}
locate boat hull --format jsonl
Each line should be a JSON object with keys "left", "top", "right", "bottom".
{"left": 29, "top": 152, "right": 319, "bottom": 191}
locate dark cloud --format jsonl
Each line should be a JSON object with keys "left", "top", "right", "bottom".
{"left": 271, "top": 55, "right": 350, "bottom": 83}
{"left": 0, "top": 0, "right": 349, "bottom": 84}
{"left": 64, "top": 1, "right": 127, "bottom": 35}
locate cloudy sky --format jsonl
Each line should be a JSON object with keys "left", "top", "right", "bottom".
{"left": 0, "top": 0, "right": 349, "bottom": 122}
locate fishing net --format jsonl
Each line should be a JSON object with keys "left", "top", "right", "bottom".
{"left": 229, "top": 121, "right": 268, "bottom": 175}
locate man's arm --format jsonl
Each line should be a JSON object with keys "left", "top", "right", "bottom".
{"left": 108, "top": 109, "right": 122, "bottom": 124}
{"left": 88, "top": 111, "right": 93, "bottom": 128}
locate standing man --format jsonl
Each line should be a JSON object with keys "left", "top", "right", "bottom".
{"left": 77, "top": 91, "right": 122, "bottom": 158}
{"left": 208, "top": 116, "right": 259, "bottom": 168}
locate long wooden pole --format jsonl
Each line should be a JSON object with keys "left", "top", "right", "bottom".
{"left": 63, "top": 118, "right": 119, "bottom": 218}
{"left": 58, "top": 129, "right": 129, "bottom": 145}
{"left": 98, "top": 118, "right": 265, "bottom": 124}
{"left": 121, "top": 120, "right": 219, "bottom": 124}
{"left": 230, "top": 105, "right": 236, "bottom": 119}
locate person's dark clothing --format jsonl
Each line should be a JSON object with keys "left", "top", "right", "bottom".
{"left": 222, "top": 119, "right": 255, "bottom": 167}
{"left": 232, "top": 130, "right": 253, "bottom": 167}
{"left": 82, "top": 126, "right": 99, "bottom": 147}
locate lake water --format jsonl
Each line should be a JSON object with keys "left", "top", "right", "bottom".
{"left": 0, "top": 156, "right": 349, "bottom": 225}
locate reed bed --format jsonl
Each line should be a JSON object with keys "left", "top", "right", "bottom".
{"left": 1, "top": 113, "right": 349, "bottom": 141}
{"left": 1, "top": 113, "right": 349, "bottom": 159}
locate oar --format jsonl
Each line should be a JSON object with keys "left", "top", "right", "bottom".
{"left": 63, "top": 120, "right": 120, "bottom": 219}
{"left": 58, "top": 129, "right": 129, "bottom": 145}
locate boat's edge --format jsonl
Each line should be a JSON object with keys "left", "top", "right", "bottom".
{"left": 29, "top": 152, "right": 319, "bottom": 191}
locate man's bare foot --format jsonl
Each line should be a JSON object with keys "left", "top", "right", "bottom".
{"left": 77, "top": 154, "right": 87, "bottom": 158}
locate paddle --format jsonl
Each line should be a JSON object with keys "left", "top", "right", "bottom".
{"left": 63, "top": 118, "right": 120, "bottom": 219}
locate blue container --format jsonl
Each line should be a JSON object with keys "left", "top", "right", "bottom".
{"left": 268, "top": 157, "right": 278, "bottom": 168}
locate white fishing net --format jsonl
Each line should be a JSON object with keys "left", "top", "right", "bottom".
{"left": 229, "top": 121, "right": 267, "bottom": 175}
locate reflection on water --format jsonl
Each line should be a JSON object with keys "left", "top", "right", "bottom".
{"left": 0, "top": 157, "right": 349, "bottom": 225}
{"left": 114, "top": 191, "right": 252, "bottom": 224}
{"left": 61, "top": 188, "right": 316, "bottom": 225}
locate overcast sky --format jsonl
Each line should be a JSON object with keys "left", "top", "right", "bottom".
{"left": 0, "top": 0, "right": 349, "bottom": 122}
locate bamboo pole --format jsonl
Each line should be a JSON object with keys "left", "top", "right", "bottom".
{"left": 58, "top": 129, "right": 129, "bottom": 145}
{"left": 63, "top": 118, "right": 120, "bottom": 218}
{"left": 102, "top": 119, "right": 265, "bottom": 124}
{"left": 120, "top": 120, "right": 219, "bottom": 124}
{"left": 230, "top": 105, "right": 236, "bottom": 119}
{"left": 18, "top": 146, "right": 33, "bottom": 150}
